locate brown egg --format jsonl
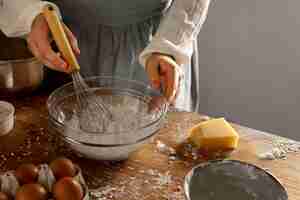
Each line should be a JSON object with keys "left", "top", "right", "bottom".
{"left": 15, "top": 183, "right": 48, "bottom": 200}
{"left": 53, "top": 177, "right": 84, "bottom": 200}
{"left": 0, "top": 192, "right": 9, "bottom": 200}
{"left": 50, "top": 157, "right": 76, "bottom": 179}
{"left": 15, "top": 163, "right": 39, "bottom": 184}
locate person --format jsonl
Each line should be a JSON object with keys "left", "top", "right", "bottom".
{"left": 0, "top": 0, "right": 211, "bottom": 112}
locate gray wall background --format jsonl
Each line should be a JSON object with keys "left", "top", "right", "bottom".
{"left": 197, "top": 0, "right": 300, "bottom": 140}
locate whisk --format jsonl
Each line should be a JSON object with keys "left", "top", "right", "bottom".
{"left": 43, "top": 6, "right": 113, "bottom": 132}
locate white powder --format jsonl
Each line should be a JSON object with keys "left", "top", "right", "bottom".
{"left": 63, "top": 95, "right": 161, "bottom": 144}
{"left": 156, "top": 140, "right": 178, "bottom": 161}
{"left": 154, "top": 171, "right": 172, "bottom": 186}
{"left": 77, "top": 95, "right": 151, "bottom": 133}
{"left": 90, "top": 186, "right": 118, "bottom": 199}
{"left": 257, "top": 136, "right": 300, "bottom": 160}
{"left": 88, "top": 171, "right": 172, "bottom": 200}
{"left": 156, "top": 140, "right": 169, "bottom": 153}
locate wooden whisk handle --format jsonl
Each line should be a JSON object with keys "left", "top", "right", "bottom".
{"left": 43, "top": 5, "right": 80, "bottom": 71}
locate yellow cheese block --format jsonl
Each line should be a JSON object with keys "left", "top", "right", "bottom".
{"left": 188, "top": 118, "right": 239, "bottom": 152}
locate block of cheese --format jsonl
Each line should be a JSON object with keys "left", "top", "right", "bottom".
{"left": 187, "top": 118, "right": 239, "bottom": 152}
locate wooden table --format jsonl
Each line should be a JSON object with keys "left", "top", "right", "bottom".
{"left": 0, "top": 93, "right": 300, "bottom": 200}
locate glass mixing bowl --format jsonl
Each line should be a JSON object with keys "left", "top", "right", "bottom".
{"left": 47, "top": 76, "right": 168, "bottom": 160}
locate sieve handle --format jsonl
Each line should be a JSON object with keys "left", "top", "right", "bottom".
{"left": 42, "top": 5, "right": 80, "bottom": 71}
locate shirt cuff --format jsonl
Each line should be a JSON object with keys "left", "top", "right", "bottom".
{"left": 12, "top": 2, "right": 61, "bottom": 37}
{"left": 139, "top": 36, "right": 194, "bottom": 68}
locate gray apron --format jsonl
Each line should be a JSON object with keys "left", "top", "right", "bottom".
{"left": 49, "top": 0, "right": 200, "bottom": 112}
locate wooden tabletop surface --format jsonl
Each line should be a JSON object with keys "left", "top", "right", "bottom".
{"left": 0, "top": 93, "right": 299, "bottom": 200}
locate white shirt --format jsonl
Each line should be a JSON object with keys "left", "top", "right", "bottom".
{"left": 0, "top": 0, "right": 210, "bottom": 67}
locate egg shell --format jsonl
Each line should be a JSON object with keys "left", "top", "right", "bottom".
{"left": 37, "top": 164, "right": 56, "bottom": 193}
{"left": 0, "top": 171, "right": 20, "bottom": 197}
{"left": 72, "top": 166, "right": 89, "bottom": 200}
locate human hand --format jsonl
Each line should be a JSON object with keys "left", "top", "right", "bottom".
{"left": 146, "top": 53, "right": 182, "bottom": 104}
{"left": 26, "top": 14, "right": 80, "bottom": 73}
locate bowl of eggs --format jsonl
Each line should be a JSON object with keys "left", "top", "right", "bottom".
{"left": 0, "top": 157, "right": 89, "bottom": 200}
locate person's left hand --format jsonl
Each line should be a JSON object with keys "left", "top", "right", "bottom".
{"left": 146, "top": 53, "right": 182, "bottom": 104}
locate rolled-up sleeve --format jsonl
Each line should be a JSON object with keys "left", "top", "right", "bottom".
{"left": 139, "top": 0, "right": 211, "bottom": 67}
{"left": 0, "top": 0, "right": 60, "bottom": 37}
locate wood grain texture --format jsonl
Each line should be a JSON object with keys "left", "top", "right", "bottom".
{"left": 0, "top": 94, "right": 299, "bottom": 199}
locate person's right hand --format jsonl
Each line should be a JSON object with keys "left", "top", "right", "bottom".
{"left": 26, "top": 14, "right": 80, "bottom": 73}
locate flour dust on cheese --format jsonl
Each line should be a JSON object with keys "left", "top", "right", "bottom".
{"left": 187, "top": 118, "right": 239, "bottom": 152}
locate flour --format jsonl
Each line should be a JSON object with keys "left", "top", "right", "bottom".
{"left": 156, "top": 140, "right": 176, "bottom": 155}
{"left": 257, "top": 136, "right": 300, "bottom": 160}
{"left": 63, "top": 95, "right": 161, "bottom": 144}
{"left": 89, "top": 169, "right": 174, "bottom": 200}
{"left": 77, "top": 95, "right": 149, "bottom": 133}
{"left": 154, "top": 171, "right": 172, "bottom": 186}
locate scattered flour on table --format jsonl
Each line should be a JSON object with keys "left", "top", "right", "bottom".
{"left": 88, "top": 169, "right": 176, "bottom": 200}
{"left": 156, "top": 140, "right": 177, "bottom": 157}
{"left": 257, "top": 136, "right": 300, "bottom": 160}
